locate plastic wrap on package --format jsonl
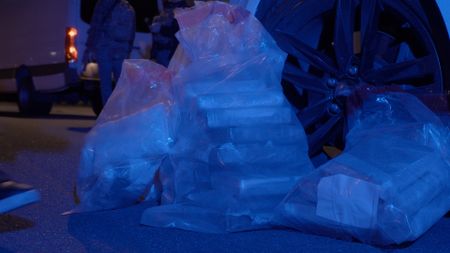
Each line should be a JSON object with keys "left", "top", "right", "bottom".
{"left": 96, "top": 60, "right": 174, "bottom": 125}
{"left": 74, "top": 60, "right": 175, "bottom": 212}
{"left": 141, "top": 1, "right": 314, "bottom": 232}
{"left": 275, "top": 91, "right": 450, "bottom": 245}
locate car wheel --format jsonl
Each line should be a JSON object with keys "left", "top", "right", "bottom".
{"left": 15, "top": 65, "right": 52, "bottom": 116}
{"left": 257, "top": 0, "right": 450, "bottom": 156}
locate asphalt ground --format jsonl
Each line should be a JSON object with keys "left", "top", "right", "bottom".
{"left": 0, "top": 102, "right": 449, "bottom": 253}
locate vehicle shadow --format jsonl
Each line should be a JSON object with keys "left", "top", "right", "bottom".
{"left": 67, "top": 127, "right": 92, "bottom": 133}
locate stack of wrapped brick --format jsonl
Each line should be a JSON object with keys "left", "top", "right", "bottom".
{"left": 276, "top": 92, "right": 450, "bottom": 245}
{"left": 141, "top": 1, "right": 314, "bottom": 232}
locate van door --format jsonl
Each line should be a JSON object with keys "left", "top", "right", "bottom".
{"left": 0, "top": 0, "right": 70, "bottom": 93}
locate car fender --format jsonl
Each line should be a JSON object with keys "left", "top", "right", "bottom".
{"left": 436, "top": 0, "right": 450, "bottom": 36}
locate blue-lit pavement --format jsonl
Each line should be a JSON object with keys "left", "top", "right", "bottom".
{"left": 0, "top": 103, "right": 449, "bottom": 253}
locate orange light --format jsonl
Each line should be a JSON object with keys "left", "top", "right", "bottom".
{"left": 67, "top": 27, "right": 78, "bottom": 37}
{"left": 69, "top": 46, "right": 76, "bottom": 53}
{"left": 65, "top": 26, "right": 78, "bottom": 63}
{"left": 69, "top": 46, "right": 78, "bottom": 59}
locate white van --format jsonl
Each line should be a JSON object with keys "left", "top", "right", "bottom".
{"left": 0, "top": 0, "right": 158, "bottom": 115}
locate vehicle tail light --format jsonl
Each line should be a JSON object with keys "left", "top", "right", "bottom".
{"left": 65, "top": 27, "right": 78, "bottom": 63}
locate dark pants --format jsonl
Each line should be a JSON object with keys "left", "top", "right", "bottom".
{"left": 0, "top": 170, "right": 9, "bottom": 183}
{"left": 97, "top": 49, "right": 125, "bottom": 105}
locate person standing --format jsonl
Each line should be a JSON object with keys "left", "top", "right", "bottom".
{"left": 84, "top": 0, "right": 136, "bottom": 106}
{"left": 149, "top": 0, "right": 189, "bottom": 67}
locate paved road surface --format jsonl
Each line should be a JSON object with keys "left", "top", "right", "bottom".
{"left": 0, "top": 102, "right": 449, "bottom": 253}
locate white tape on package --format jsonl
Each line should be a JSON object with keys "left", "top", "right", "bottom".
{"left": 185, "top": 80, "right": 275, "bottom": 96}
{"left": 316, "top": 174, "right": 380, "bottom": 229}
{"left": 206, "top": 106, "right": 293, "bottom": 128}
{"left": 235, "top": 175, "right": 302, "bottom": 198}
{"left": 197, "top": 90, "right": 286, "bottom": 109}
{"left": 216, "top": 143, "right": 308, "bottom": 165}
{"left": 211, "top": 172, "right": 302, "bottom": 199}
{"left": 391, "top": 155, "right": 448, "bottom": 216}
{"left": 229, "top": 124, "right": 308, "bottom": 144}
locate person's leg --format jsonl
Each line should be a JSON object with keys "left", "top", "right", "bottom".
{"left": 112, "top": 57, "right": 124, "bottom": 85}
{"left": 97, "top": 50, "right": 114, "bottom": 105}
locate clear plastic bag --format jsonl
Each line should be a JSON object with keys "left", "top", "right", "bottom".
{"left": 140, "top": 1, "right": 314, "bottom": 232}
{"left": 275, "top": 90, "right": 450, "bottom": 245}
{"left": 74, "top": 60, "right": 175, "bottom": 212}
{"left": 74, "top": 1, "right": 313, "bottom": 232}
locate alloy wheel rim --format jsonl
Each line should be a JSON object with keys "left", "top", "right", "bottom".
{"left": 263, "top": 0, "right": 444, "bottom": 156}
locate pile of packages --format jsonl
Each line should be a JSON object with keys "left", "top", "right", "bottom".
{"left": 75, "top": 1, "right": 313, "bottom": 232}
{"left": 72, "top": 1, "right": 450, "bottom": 246}
{"left": 276, "top": 90, "right": 450, "bottom": 245}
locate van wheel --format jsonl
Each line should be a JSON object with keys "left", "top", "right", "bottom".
{"left": 16, "top": 65, "right": 53, "bottom": 115}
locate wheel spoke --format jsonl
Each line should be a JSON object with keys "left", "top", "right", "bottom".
{"left": 277, "top": 30, "right": 338, "bottom": 75}
{"left": 283, "top": 62, "right": 330, "bottom": 94}
{"left": 363, "top": 55, "right": 435, "bottom": 84}
{"left": 407, "top": 83, "right": 443, "bottom": 94}
{"left": 308, "top": 114, "right": 342, "bottom": 155}
{"left": 297, "top": 98, "right": 331, "bottom": 128}
{"left": 334, "top": 0, "right": 357, "bottom": 70}
{"left": 360, "top": 0, "right": 382, "bottom": 71}
{"left": 264, "top": 0, "right": 444, "bottom": 160}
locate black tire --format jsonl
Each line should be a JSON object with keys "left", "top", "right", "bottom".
{"left": 420, "top": 0, "right": 450, "bottom": 110}
{"left": 15, "top": 65, "right": 53, "bottom": 116}
{"left": 256, "top": 0, "right": 450, "bottom": 157}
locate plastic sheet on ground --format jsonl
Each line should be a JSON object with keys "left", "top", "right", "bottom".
{"left": 275, "top": 89, "right": 450, "bottom": 245}
{"left": 140, "top": 1, "right": 314, "bottom": 232}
